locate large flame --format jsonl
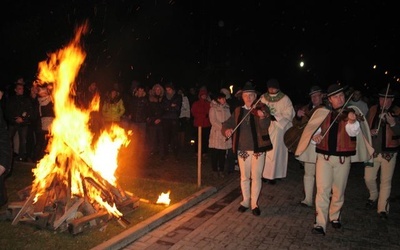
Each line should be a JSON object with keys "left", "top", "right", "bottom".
{"left": 31, "top": 22, "right": 130, "bottom": 218}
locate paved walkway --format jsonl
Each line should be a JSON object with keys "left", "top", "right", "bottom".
{"left": 97, "top": 154, "right": 400, "bottom": 249}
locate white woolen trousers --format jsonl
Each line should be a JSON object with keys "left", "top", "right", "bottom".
{"left": 315, "top": 154, "right": 351, "bottom": 231}
{"left": 238, "top": 151, "right": 266, "bottom": 209}
{"left": 364, "top": 153, "right": 397, "bottom": 213}
{"left": 302, "top": 162, "right": 316, "bottom": 206}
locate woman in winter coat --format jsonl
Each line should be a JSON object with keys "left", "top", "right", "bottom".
{"left": 208, "top": 92, "right": 232, "bottom": 177}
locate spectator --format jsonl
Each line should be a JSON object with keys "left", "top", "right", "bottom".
{"left": 209, "top": 92, "right": 231, "bottom": 178}
{"left": 191, "top": 88, "right": 211, "bottom": 157}
{"left": 161, "top": 83, "right": 182, "bottom": 160}
{"left": 33, "top": 84, "right": 55, "bottom": 161}
{"left": 178, "top": 87, "right": 191, "bottom": 150}
{"left": 80, "top": 81, "right": 101, "bottom": 109}
{"left": 220, "top": 87, "right": 238, "bottom": 174}
{"left": 127, "top": 84, "right": 149, "bottom": 153}
{"left": 147, "top": 84, "right": 165, "bottom": 158}
{"left": 5, "top": 82, "right": 34, "bottom": 162}
{"left": 0, "top": 104, "right": 12, "bottom": 207}
{"left": 349, "top": 89, "right": 369, "bottom": 116}
{"left": 101, "top": 88, "right": 125, "bottom": 127}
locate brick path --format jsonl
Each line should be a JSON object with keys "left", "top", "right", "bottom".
{"left": 100, "top": 154, "right": 400, "bottom": 249}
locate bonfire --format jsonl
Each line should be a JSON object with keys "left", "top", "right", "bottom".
{"left": 7, "top": 22, "right": 139, "bottom": 234}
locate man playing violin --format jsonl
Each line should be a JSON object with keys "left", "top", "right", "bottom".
{"left": 222, "top": 83, "right": 272, "bottom": 216}
{"left": 364, "top": 87, "right": 400, "bottom": 220}
{"left": 293, "top": 85, "right": 325, "bottom": 208}
{"left": 305, "top": 84, "right": 362, "bottom": 236}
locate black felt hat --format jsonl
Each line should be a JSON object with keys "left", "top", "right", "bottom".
{"left": 241, "top": 83, "right": 257, "bottom": 93}
{"left": 326, "top": 84, "right": 345, "bottom": 97}
{"left": 309, "top": 85, "right": 322, "bottom": 95}
{"left": 378, "top": 87, "right": 395, "bottom": 98}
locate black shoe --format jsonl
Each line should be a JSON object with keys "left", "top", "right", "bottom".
{"left": 261, "top": 178, "right": 268, "bottom": 183}
{"left": 238, "top": 205, "right": 248, "bottom": 213}
{"left": 331, "top": 220, "right": 341, "bottom": 229}
{"left": 311, "top": 226, "right": 325, "bottom": 236}
{"left": 365, "top": 199, "right": 377, "bottom": 210}
{"left": 268, "top": 179, "right": 276, "bottom": 185}
{"left": 299, "top": 201, "right": 312, "bottom": 208}
{"left": 379, "top": 212, "right": 388, "bottom": 220}
{"left": 252, "top": 207, "right": 261, "bottom": 216}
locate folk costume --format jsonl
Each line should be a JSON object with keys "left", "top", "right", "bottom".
{"left": 292, "top": 85, "right": 325, "bottom": 207}
{"left": 295, "top": 84, "right": 373, "bottom": 235}
{"left": 261, "top": 79, "right": 295, "bottom": 182}
{"left": 221, "top": 84, "right": 272, "bottom": 215}
{"left": 364, "top": 88, "right": 400, "bottom": 218}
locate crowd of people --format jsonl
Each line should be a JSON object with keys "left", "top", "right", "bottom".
{"left": 0, "top": 75, "right": 399, "bottom": 238}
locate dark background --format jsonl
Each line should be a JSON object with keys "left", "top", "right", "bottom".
{"left": 1, "top": 0, "right": 399, "bottom": 104}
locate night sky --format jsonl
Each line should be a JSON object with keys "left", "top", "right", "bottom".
{"left": 1, "top": 0, "right": 399, "bottom": 104}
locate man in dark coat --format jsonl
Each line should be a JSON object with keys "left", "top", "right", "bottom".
{"left": 0, "top": 105, "right": 12, "bottom": 207}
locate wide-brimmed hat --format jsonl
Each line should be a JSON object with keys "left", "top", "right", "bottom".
{"left": 326, "top": 84, "right": 345, "bottom": 97}
{"left": 241, "top": 83, "right": 257, "bottom": 93}
{"left": 378, "top": 87, "right": 395, "bottom": 98}
{"left": 309, "top": 85, "right": 322, "bottom": 95}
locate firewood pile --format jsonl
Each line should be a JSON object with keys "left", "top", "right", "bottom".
{"left": 6, "top": 166, "right": 139, "bottom": 235}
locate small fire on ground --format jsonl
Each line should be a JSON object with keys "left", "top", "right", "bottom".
{"left": 156, "top": 191, "right": 171, "bottom": 206}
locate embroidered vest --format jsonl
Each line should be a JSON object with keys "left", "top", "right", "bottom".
{"left": 367, "top": 105, "right": 400, "bottom": 151}
{"left": 316, "top": 112, "right": 357, "bottom": 156}
{"left": 232, "top": 107, "right": 272, "bottom": 153}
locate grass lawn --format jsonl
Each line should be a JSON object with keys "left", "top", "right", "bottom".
{"left": 0, "top": 143, "right": 238, "bottom": 249}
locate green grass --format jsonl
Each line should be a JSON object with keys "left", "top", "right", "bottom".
{"left": 0, "top": 144, "right": 237, "bottom": 249}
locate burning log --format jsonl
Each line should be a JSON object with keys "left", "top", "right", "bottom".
{"left": 8, "top": 151, "right": 139, "bottom": 234}
{"left": 8, "top": 176, "right": 139, "bottom": 234}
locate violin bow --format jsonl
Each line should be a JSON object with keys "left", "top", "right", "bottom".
{"left": 321, "top": 92, "right": 354, "bottom": 139}
{"left": 376, "top": 83, "right": 391, "bottom": 133}
{"left": 225, "top": 96, "right": 263, "bottom": 141}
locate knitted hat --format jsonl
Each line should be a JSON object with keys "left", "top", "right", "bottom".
{"left": 266, "top": 78, "right": 280, "bottom": 89}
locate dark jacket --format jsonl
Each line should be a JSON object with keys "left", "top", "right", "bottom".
{"left": 5, "top": 94, "right": 34, "bottom": 126}
{"left": 128, "top": 95, "right": 149, "bottom": 123}
{"left": 161, "top": 92, "right": 182, "bottom": 120}
{"left": 0, "top": 107, "right": 12, "bottom": 174}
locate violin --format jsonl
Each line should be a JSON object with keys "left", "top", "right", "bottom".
{"left": 251, "top": 102, "right": 272, "bottom": 119}
{"left": 335, "top": 107, "right": 365, "bottom": 122}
